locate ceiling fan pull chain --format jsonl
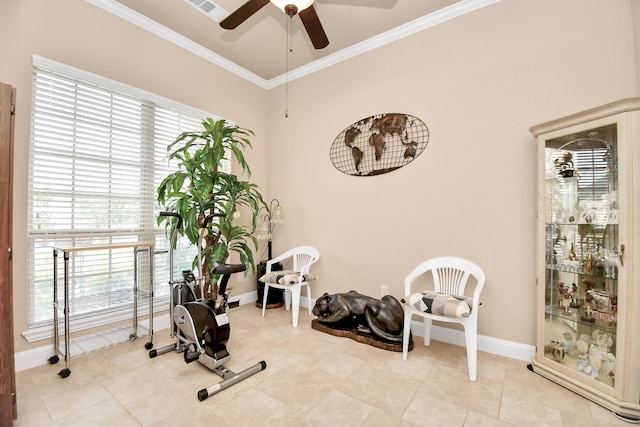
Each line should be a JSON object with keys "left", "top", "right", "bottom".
{"left": 284, "top": 14, "right": 292, "bottom": 118}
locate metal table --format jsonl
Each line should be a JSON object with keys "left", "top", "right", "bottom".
{"left": 50, "top": 242, "right": 155, "bottom": 377}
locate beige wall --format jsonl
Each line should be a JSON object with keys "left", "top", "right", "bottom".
{"left": 1, "top": 0, "right": 638, "bottom": 354}
{"left": 264, "top": 0, "right": 638, "bottom": 346}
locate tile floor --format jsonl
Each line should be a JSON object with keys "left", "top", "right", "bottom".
{"left": 14, "top": 304, "right": 633, "bottom": 427}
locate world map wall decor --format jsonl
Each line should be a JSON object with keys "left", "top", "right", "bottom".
{"left": 329, "top": 113, "right": 429, "bottom": 176}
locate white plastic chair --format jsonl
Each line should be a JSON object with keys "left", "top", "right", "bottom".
{"left": 402, "top": 256, "right": 486, "bottom": 381}
{"left": 261, "top": 246, "right": 319, "bottom": 327}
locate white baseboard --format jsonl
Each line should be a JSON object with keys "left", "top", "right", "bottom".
{"left": 302, "top": 297, "right": 534, "bottom": 362}
{"left": 408, "top": 320, "right": 535, "bottom": 362}
{"left": 14, "top": 292, "right": 534, "bottom": 372}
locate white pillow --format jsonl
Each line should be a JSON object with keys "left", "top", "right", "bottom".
{"left": 405, "top": 291, "right": 473, "bottom": 318}
{"left": 260, "top": 270, "right": 317, "bottom": 285}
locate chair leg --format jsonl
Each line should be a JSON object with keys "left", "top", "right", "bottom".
{"left": 291, "top": 286, "right": 301, "bottom": 327}
{"left": 464, "top": 323, "right": 478, "bottom": 381}
{"left": 262, "top": 284, "right": 269, "bottom": 318}
{"left": 402, "top": 310, "right": 412, "bottom": 360}
{"left": 284, "top": 289, "right": 291, "bottom": 311}
{"left": 422, "top": 318, "right": 433, "bottom": 347}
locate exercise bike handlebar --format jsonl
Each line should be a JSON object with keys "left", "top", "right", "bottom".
{"left": 198, "top": 213, "right": 223, "bottom": 263}
{"left": 160, "top": 211, "right": 183, "bottom": 230}
{"left": 202, "top": 212, "right": 224, "bottom": 228}
{"left": 160, "top": 211, "right": 183, "bottom": 252}
{"left": 159, "top": 212, "right": 183, "bottom": 286}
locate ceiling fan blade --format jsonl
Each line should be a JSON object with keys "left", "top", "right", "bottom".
{"left": 220, "top": 0, "right": 270, "bottom": 30}
{"left": 298, "top": 5, "right": 329, "bottom": 49}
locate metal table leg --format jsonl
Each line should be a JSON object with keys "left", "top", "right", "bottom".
{"left": 131, "top": 247, "right": 143, "bottom": 340}
{"left": 48, "top": 250, "right": 61, "bottom": 366}
{"left": 146, "top": 245, "right": 155, "bottom": 350}
{"left": 60, "top": 251, "right": 71, "bottom": 378}
{"left": 131, "top": 246, "right": 156, "bottom": 350}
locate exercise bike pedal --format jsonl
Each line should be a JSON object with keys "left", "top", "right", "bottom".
{"left": 184, "top": 344, "right": 201, "bottom": 364}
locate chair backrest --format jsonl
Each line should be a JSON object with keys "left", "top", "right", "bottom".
{"left": 267, "top": 245, "right": 319, "bottom": 274}
{"left": 404, "top": 256, "right": 485, "bottom": 303}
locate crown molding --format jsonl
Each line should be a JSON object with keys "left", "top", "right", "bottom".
{"left": 86, "top": 0, "right": 270, "bottom": 87}
{"left": 267, "top": 0, "right": 500, "bottom": 88}
{"left": 86, "top": 0, "right": 500, "bottom": 90}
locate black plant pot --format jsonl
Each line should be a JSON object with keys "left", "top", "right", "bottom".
{"left": 255, "top": 261, "right": 284, "bottom": 309}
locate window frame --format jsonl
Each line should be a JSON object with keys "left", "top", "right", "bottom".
{"left": 24, "top": 55, "right": 226, "bottom": 342}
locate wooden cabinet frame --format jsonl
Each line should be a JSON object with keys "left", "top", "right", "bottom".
{"left": 530, "top": 98, "right": 640, "bottom": 421}
{"left": 0, "top": 83, "right": 17, "bottom": 423}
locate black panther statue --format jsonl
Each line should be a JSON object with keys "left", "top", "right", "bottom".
{"left": 312, "top": 291, "right": 404, "bottom": 343}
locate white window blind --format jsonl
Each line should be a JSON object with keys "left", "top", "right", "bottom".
{"left": 575, "top": 145, "right": 616, "bottom": 218}
{"left": 27, "top": 56, "right": 224, "bottom": 336}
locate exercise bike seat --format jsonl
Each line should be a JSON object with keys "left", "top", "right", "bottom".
{"left": 211, "top": 261, "right": 246, "bottom": 275}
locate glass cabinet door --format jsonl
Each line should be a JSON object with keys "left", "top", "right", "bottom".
{"left": 543, "top": 123, "right": 618, "bottom": 388}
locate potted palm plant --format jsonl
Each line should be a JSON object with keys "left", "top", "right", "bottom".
{"left": 157, "top": 118, "right": 266, "bottom": 299}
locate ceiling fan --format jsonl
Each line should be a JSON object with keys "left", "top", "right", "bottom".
{"left": 220, "top": 0, "right": 330, "bottom": 49}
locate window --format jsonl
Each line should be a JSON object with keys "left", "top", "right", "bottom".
{"left": 26, "top": 56, "right": 223, "bottom": 340}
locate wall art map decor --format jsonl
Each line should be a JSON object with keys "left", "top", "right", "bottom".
{"left": 330, "top": 113, "right": 429, "bottom": 176}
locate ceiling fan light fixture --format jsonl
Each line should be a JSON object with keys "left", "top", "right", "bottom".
{"left": 269, "top": 0, "right": 314, "bottom": 15}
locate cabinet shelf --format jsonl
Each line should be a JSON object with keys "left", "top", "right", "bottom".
{"left": 547, "top": 221, "right": 615, "bottom": 227}
{"left": 540, "top": 347, "right": 615, "bottom": 389}
{"left": 545, "top": 263, "right": 617, "bottom": 280}
{"left": 544, "top": 305, "right": 617, "bottom": 335}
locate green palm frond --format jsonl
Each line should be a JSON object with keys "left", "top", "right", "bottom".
{"left": 157, "top": 119, "right": 266, "bottom": 289}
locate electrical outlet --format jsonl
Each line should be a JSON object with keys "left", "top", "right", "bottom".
{"left": 381, "top": 285, "right": 389, "bottom": 297}
{"left": 237, "top": 274, "right": 246, "bottom": 282}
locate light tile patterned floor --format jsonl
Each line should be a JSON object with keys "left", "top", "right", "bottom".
{"left": 14, "top": 304, "right": 633, "bottom": 426}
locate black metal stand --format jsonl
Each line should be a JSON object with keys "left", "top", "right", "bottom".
{"left": 255, "top": 261, "right": 284, "bottom": 309}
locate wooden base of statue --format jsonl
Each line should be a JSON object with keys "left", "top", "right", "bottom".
{"left": 311, "top": 319, "right": 412, "bottom": 352}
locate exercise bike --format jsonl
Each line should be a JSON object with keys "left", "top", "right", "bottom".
{"left": 149, "top": 212, "right": 266, "bottom": 401}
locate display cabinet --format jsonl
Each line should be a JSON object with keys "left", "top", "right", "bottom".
{"left": 530, "top": 98, "right": 640, "bottom": 421}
